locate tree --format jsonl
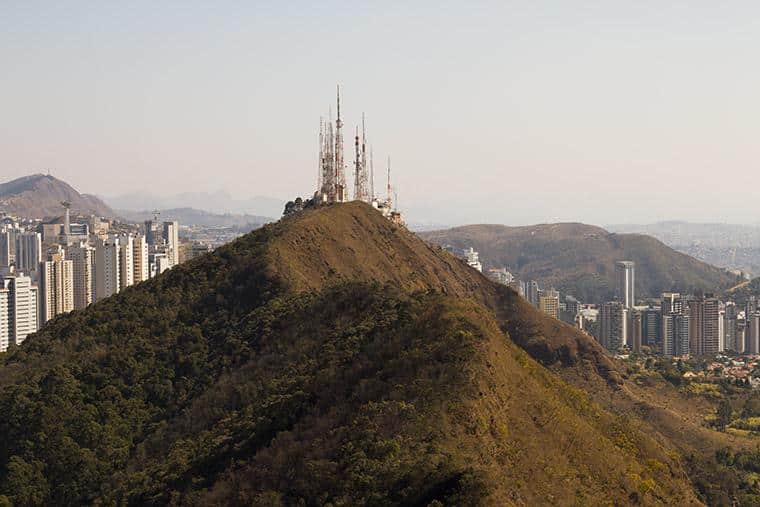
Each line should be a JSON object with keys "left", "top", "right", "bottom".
{"left": 716, "top": 400, "right": 733, "bottom": 431}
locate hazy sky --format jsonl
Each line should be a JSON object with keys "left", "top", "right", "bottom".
{"left": 2, "top": 1, "right": 760, "bottom": 225}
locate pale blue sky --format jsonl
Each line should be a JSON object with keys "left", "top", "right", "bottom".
{"left": 2, "top": 1, "right": 760, "bottom": 224}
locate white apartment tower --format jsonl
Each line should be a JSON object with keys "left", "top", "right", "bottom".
{"left": 153, "top": 253, "right": 172, "bottom": 276}
{"left": 119, "top": 234, "right": 134, "bottom": 290}
{"left": 67, "top": 242, "right": 95, "bottom": 310}
{"left": 40, "top": 250, "right": 74, "bottom": 324}
{"left": 4, "top": 275, "right": 39, "bottom": 346}
{"left": 0, "top": 288, "right": 8, "bottom": 352}
{"left": 163, "top": 221, "right": 179, "bottom": 267}
{"left": 133, "top": 234, "right": 149, "bottom": 283}
{"left": 615, "top": 261, "right": 635, "bottom": 308}
{"left": 95, "top": 236, "right": 121, "bottom": 301}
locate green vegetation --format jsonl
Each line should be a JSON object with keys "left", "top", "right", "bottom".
{"left": 0, "top": 202, "right": 746, "bottom": 505}
{"left": 730, "top": 418, "right": 760, "bottom": 432}
{"left": 686, "top": 383, "right": 724, "bottom": 399}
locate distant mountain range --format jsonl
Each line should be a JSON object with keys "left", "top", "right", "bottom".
{"left": 608, "top": 221, "right": 760, "bottom": 248}
{"left": 0, "top": 174, "right": 113, "bottom": 218}
{"left": 103, "top": 190, "right": 285, "bottom": 219}
{"left": 608, "top": 221, "right": 760, "bottom": 276}
{"left": 116, "top": 207, "right": 272, "bottom": 228}
{"left": 421, "top": 222, "right": 739, "bottom": 303}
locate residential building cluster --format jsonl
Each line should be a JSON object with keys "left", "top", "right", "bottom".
{"left": 594, "top": 261, "right": 757, "bottom": 358}
{"left": 445, "top": 245, "right": 565, "bottom": 321}
{"left": 0, "top": 207, "right": 184, "bottom": 352}
{"left": 454, "top": 247, "right": 753, "bottom": 361}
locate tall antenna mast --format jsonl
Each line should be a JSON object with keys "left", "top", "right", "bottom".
{"left": 361, "top": 113, "right": 368, "bottom": 202}
{"left": 335, "top": 84, "right": 346, "bottom": 202}
{"left": 370, "top": 145, "right": 375, "bottom": 201}
{"left": 386, "top": 156, "right": 392, "bottom": 205}
{"left": 353, "top": 113, "right": 371, "bottom": 203}
{"left": 354, "top": 125, "right": 361, "bottom": 200}
{"left": 317, "top": 117, "right": 324, "bottom": 192}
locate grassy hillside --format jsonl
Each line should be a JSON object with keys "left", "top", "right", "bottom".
{"left": 421, "top": 223, "right": 738, "bottom": 302}
{"left": 0, "top": 202, "right": 748, "bottom": 505}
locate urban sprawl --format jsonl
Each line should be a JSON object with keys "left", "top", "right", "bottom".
{"left": 0, "top": 205, "right": 220, "bottom": 352}
{"left": 451, "top": 246, "right": 758, "bottom": 375}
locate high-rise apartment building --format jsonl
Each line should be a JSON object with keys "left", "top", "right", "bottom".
{"left": 641, "top": 308, "right": 661, "bottom": 348}
{"left": 661, "top": 292, "right": 683, "bottom": 315}
{"left": 724, "top": 302, "right": 739, "bottom": 352}
{"left": 749, "top": 296, "right": 759, "bottom": 317}
{"left": 746, "top": 313, "right": 760, "bottom": 355}
{"left": 3, "top": 275, "right": 39, "bottom": 347}
{"left": 615, "top": 261, "right": 635, "bottom": 308}
{"left": 144, "top": 220, "right": 157, "bottom": 246}
{"left": 526, "top": 280, "right": 540, "bottom": 308}
{"left": 133, "top": 234, "right": 149, "bottom": 283}
{"left": 662, "top": 313, "right": 690, "bottom": 357}
{"left": 15, "top": 232, "right": 41, "bottom": 275}
{"left": 599, "top": 301, "right": 626, "bottom": 352}
{"left": 0, "top": 230, "right": 11, "bottom": 267}
{"left": 0, "top": 287, "right": 8, "bottom": 352}
{"left": 539, "top": 289, "right": 560, "bottom": 319}
{"left": 737, "top": 318, "right": 747, "bottom": 354}
{"left": 67, "top": 242, "right": 95, "bottom": 310}
{"left": 118, "top": 235, "right": 134, "bottom": 290}
{"left": 150, "top": 253, "right": 172, "bottom": 277}
{"left": 661, "top": 314, "right": 675, "bottom": 357}
{"left": 630, "top": 311, "right": 642, "bottom": 353}
{"left": 163, "top": 221, "right": 179, "bottom": 267}
{"left": 95, "top": 236, "right": 121, "bottom": 301}
{"left": 565, "top": 295, "right": 581, "bottom": 317}
{"left": 40, "top": 250, "right": 74, "bottom": 324}
{"left": 688, "top": 294, "right": 720, "bottom": 356}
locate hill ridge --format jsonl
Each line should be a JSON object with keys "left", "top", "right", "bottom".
{"left": 421, "top": 221, "right": 736, "bottom": 302}
{"left": 0, "top": 173, "right": 113, "bottom": 218}
{"left": 0, "top": 202, "right": 740, "bottom": 504}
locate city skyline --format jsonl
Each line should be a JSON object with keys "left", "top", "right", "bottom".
{"left": 3, "top": 3, "right": 760, "bottom": 226}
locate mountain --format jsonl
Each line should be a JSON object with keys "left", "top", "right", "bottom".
{"left": 0, "top": 174, "right": 113, "bottom": 219}
{"left": 608, "top": 221, "right": 760, "bottom": 249}
{"left": 116, "top": 207, "right": 273, "bottom": 229}
{"left": 608, "top": 221, "right": 760, "bottom": 276}
{"left": 421, "top": 222, "right": 739, "bottom": 303}
{"left": 726, "top": 276, "right": 760, "bottom": 305}
{"left": 0, "top": 203, "right": 744, "bottom": 505}
{"left": 103, "top": 190, "right": 285, "bottom": 219}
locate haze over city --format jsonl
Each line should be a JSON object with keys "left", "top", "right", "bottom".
{"left": 3, "top": 1, "right": 760, "bottom": 225}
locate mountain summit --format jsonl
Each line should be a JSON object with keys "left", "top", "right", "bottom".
{"left": 0, "top": 174, "right": 113, "bottom": 218}
{"left": 0, "top": 202, "right": 736, "bottom": 505}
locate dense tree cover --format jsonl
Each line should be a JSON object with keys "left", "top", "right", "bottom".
{"left": 0, "top": 224, "right": 278, "bottom": 504}
{"left": 0, "top": 211, "right": 501, "bottom": 506}
{"left": 0, "top": 273, "right": 493, "bottom": 505}
{"left": 0, "top": 203, "right": 745, "bottom": 506}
